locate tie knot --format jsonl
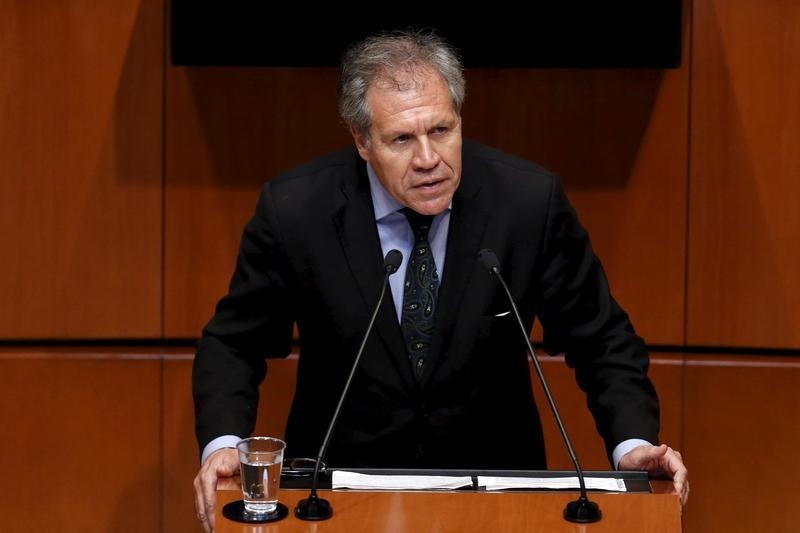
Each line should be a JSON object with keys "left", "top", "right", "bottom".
{"left": 400, "top": 208, "right": 434, "bottom": 242}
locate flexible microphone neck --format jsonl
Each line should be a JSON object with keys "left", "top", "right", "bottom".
{"left": 478, "top": 248, "right": 601, "bottom": 523}
{"left": 295, "top": 249, "right": 402, "bottom": 521}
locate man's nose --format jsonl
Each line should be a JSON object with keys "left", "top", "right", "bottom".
{"left": 412, "top": 137, "right": 441, "bottom": 170}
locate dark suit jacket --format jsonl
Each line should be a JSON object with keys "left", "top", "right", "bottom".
{"left": 193, "top": 139, "right": 659, "bottom": 469}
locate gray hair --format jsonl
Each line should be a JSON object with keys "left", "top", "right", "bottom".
{"left": 338, "top": 29, "right": 465, "bottom": 142}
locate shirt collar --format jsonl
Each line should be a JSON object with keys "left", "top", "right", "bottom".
{"left": 366, "top": 161, "right": 452, "bottom": 221}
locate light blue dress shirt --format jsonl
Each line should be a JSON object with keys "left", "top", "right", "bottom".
{"left": 365, "top": 162, "right": 450, "bottom": 322}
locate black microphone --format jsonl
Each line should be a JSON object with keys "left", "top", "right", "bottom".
{"left": 295, "top": 249, "right": 403, "bottom": 521}
{"left": 477, "top": 248, "right": 602, "bottom": 524}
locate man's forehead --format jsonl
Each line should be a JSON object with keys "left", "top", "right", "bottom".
{"left": 371, "top": 65, "right": 440, "bottom": 93}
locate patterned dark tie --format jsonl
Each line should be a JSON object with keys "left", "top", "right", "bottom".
{"left": 400, "top": 208, "right": 439, "bottom": 380}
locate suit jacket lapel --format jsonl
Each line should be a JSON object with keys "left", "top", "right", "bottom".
{"left": 332, "top": 158, "right": 416, "bottom": 393}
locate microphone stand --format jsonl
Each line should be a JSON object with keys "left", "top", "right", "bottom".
{"left": 479, "top": 249, "right": 601, "bottom": 523}
{"left": 294, "top": 250, "right": 402, "bottom": 520}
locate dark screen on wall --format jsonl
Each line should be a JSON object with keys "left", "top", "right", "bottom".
{"left": 171, "top": 3, "right": 682, "bottom": 69}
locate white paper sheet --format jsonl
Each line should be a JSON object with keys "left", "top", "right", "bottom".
{"left": 331, "top": 471, "right": 628, "bottom": 492}
{"left": 332, "top": 471, "right": 473, "bottom": 491}
{"left": 478, "top": 475, "right": 627, "bottom": 492}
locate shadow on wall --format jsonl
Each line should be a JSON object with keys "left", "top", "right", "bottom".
{"left": 114, "top": 7, "right": 354, "bottom": 190}
{"left": 110, "top": 1, "right": 668, "bottom": 193}
{"left": 173, "top": 66, "right": 664, "bottom": 190}
{"left": 463, "top": 68, "right": 665, "bottom": 189}
{"left": 177, "top": 67, "right": 352, "bottom": 187}
{"left": 112, "top": 0, "right": 163, "bottom": 186}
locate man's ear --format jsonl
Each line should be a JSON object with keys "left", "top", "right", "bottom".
{"left": 351, "top": 127, "right": 370, "bottom": 161}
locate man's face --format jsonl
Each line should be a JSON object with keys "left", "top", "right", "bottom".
{"left": 352, "top": 70, "right": 462, "bottom": 215}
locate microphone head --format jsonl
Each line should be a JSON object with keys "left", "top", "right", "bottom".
{"left": 478, "top": 248, "right": 501, "bottom": 274}
{"left": 384, "top": 249, "right": 403, "bottom": 273}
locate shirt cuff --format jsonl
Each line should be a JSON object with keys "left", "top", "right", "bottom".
{"left": 612, "top": 438, "right": 653, "bottom": 469}
{"left": 201, "top": 435, "right": 243, "bottom": 464}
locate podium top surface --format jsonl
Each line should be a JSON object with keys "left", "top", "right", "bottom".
{"left": 280, "top": 468, "right": 652, "bottom": 493}
{"left": 215, "top": 479, "right": 681, "bottom": 532}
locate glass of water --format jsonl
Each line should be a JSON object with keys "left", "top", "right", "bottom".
{"left": 236, "top": 437, "right": 286, "bottom": 515}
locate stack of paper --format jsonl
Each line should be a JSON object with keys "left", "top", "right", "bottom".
{"left": 478, "top": 476, "right": 626, "bottom": 492}
{"left": 332, "top": 471, "right": 473, "bottom": 490}
{"left": 331, "top": 471, "right": 627, "bottom": 492}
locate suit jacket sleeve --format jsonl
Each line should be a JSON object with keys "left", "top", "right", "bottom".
{"left": 192, "top": 182, "right": 295, "bottom": 454}
{"left": 535, "top": 175, "right": 660, "bottom": 461}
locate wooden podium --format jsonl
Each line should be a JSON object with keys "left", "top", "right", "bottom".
{"left": 215, "top": 481, "right": 681, "bottom": 532}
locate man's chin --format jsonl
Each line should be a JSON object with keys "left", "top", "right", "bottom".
{"left": 406, "top": 197, "right": 452, "bottom": 216}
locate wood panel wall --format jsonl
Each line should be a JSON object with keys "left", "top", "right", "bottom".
{"left": 3, "top": 0, "right": 798, "bottom": 350}
{"left": 687, "top": 0, "right": 800, "bottom": 348}
{"left": 682, "top": 356, "right": 800, "bottom": 532}
{"left": 0, "top": 0, "right": 163, "bottom": 338}
{"left": 163, "top": 67, "right": 350, "bottom": 337}
{"left": 3, "top": 0, "right": 800, "bottom": 532}
{"left": 5, "top": 350, "right": 799, "bottom": 532}
{"left": 163, "top": 45, "right": 691, "bottom": 345}
{"left": 463, "top": 66, "right": 689, "bottom": 346}
{"left": 0, "top": 348, "right": 162, "bottom": 532}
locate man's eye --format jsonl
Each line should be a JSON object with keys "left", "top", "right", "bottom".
{"left": 393, "top": 135, "right": 410, "bottom": 143}
{"left": 432, "top": 127, "right": 449, "bottom": 135}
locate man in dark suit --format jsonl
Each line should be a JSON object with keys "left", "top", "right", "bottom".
{"left": 193, "top": 30, "right": 688, "bottom": 531}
